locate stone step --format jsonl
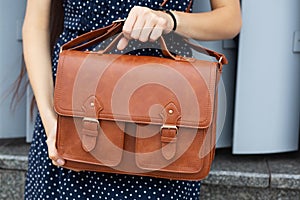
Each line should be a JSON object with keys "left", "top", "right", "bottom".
{"left": 200, "top": 149, "right": 300, "bottom": 200}
{"left": 0, "top": 139, "right": 299, "bottom": 200}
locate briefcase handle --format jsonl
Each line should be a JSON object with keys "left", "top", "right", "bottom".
{"left": 60, "top": 20, "right": 228, "bottom": 65}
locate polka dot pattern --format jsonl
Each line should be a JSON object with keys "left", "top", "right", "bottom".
{"left": 25, "top": 0, "right": 201, "bottom": 199}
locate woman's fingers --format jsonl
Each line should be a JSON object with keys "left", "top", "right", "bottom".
{"left": 117, "top": 36, "right": 129, "bottom": 50}
{"left": 119, "top": 6, "right": 172, "bottom": 50}
{"left": 45, "top": 121, "right": 65, "bottom": 166}
{"left": 46, "top": 137, "right": 65, "bottom": 166}
{"left": 48, "top": 145, "right": 65, "bottom": 166}
{"left": 122, "top": 7, "right": 137, "bottom": 40}
{"left": 149, "top": 18, "right": 166, "bottom": 42}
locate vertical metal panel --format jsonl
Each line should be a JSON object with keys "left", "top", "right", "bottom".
{"left": 0, "top": 0, "right": 27, "bottom": 138}
{"left": 233, "top": 0, "right": 300, "bottom": 154}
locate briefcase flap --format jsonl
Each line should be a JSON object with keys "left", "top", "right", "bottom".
{"left": 54, "top": 50, "right": 219, "bottom": 129}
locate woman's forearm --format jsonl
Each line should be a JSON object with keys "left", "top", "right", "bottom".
{"left": 22, "top": 0, "right": 56, "bottom": 132}
{"left": 174, "top": 1, "right": 242, "bottom": 40}
{"left": 23, "top": 28, "right": 56, "bottom": 124}
{"left": 119, "top": 0, "right": 241, "bottom": 50}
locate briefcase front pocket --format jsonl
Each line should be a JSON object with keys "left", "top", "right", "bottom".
{"left": 135, "top": 124, "right": 206, "bottom": 174}
{"left": 57, "top": 116, "right": 126, "bottom": 167}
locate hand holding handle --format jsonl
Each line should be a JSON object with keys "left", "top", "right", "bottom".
{"left": 61, "top": 21, "right": 227, "bottom": 65}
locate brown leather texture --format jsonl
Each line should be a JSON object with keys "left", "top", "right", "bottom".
{"left": 54, "top": 22, "right": 226, "bottom": 181}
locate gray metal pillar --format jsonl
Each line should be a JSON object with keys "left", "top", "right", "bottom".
{"left": 0, "top": 0, "right": 27, "bottom": 138}
{"left": 233, "top": 0, "right": 300, "bottom": 154}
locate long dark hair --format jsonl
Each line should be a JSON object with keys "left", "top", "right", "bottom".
{"left": 11, "top": 0, "right": 64, "bottom": 116}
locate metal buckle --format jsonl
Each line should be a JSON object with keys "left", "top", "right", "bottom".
{"left": 218, "top": 56, "right": 223, "bottom": 64}
{"left": 160, "top": 124, "right": 178, "bottom": 134}
{"left": 83, "top": 117, "right": 100, "bottom": 128}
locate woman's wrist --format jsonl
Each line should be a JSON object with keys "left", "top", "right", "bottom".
{"left": 165, "top": 10, "right": 177, "bottom": 31}
{"left": 156, "top": 9, "right": 174, "bottom": 33}
{"left": 39, "top": 106, "right": 57, "bottom": 134}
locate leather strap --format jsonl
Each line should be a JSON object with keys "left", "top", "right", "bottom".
{"left": 61, "top": 22, "right": 123, "bottom": 51}
{"left": 81, "top": 120, "right": 99, "bottom": 152}
{"left": 96, "top": 31, "right": 188, "bottom": 62}
{"left": 81, "top": 96, "right": 103, "bottom": 152}
{"left": 160, "top": 102, "right": 181, "bottom": 160}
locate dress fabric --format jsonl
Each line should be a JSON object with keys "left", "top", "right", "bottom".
{"left": 25, "top": 0, "right": 201, "bottom": 199}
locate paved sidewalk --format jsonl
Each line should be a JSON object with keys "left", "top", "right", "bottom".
{"left": 0, "top": 139, "right": 299, "bottom": 200}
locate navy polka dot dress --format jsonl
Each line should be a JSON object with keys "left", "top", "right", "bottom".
{"left": 25, "top": 0, "right": 201, "bottom": 199}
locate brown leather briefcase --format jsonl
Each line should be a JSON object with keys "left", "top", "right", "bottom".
{"left": 54, "top": 21, "right": 228, "bottom": 181}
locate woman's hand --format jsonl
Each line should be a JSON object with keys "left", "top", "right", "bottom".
{"left": 117, "top": 6, "right": 174, "bottom": 50}
{"left": 44, "top": 114, "right": 65, "bottom": 167}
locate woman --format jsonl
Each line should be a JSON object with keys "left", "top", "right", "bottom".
{"left": 23, "top": 0, "right": 241, "bottom": 199}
